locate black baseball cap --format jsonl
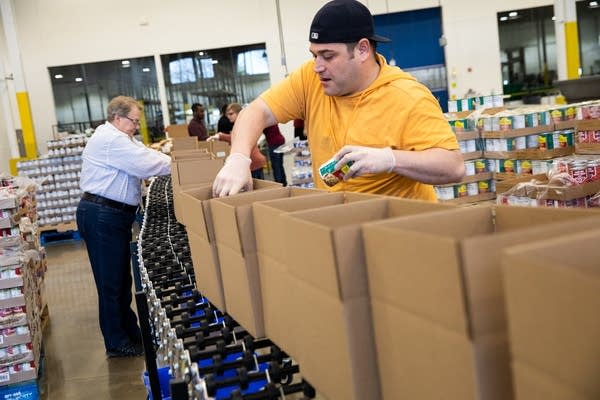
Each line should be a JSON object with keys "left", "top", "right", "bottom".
{"left": 309, "top": 0, "right": 391, "bottom": 44}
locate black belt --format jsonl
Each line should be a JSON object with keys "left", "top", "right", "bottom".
{"left": 81, "top": 192, "right": 138, "bottom": 213}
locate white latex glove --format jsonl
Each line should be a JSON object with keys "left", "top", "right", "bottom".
{"left": 207, "top": 133, "right": 220, "bottom": 142}
{"left": 212, "top": 152, "right": 253, "bottom": 197}
{"left": 334, "top": 145, "right": 396, "bottom": 179}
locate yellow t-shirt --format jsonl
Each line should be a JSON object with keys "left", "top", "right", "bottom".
{"left": 261, "top": 54, "right": 458, "bottom": 200}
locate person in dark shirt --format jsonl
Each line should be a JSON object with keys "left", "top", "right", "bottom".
{"left": 217, "top": 103, "right": 234, "bottom": 134}
{"left": 188, "top": 103, "right": 208, "bottom": 140}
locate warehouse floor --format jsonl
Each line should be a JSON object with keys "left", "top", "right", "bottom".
{"left": 39, "top": 240, "right": 147, "bottom": 399}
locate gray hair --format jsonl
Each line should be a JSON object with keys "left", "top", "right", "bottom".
{"left": 106, "top": 96, "right": 142, "bottom": 122}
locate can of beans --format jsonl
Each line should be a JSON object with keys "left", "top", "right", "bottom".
{"left": 319, "top": 158, "right": 354, "bottom": 187}
{"left": 569, "top": 161, "right": 588, "bottom": 184}
{"left": 586, "top": 160, "right": 600, "bottom": 182}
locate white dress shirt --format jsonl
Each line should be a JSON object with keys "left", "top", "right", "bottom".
{"left": 80, "top": 121, "right": 171, "bottom": 206}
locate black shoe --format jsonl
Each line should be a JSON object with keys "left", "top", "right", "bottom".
{"left": 106, "top": 342, "right": 143, "bottom": 358}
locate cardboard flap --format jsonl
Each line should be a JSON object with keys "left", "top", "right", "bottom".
{"left": 171, "top": 136, "right": 198, "bottom": 151}
{"left": 253, "top": 193, "right": 347, "bottom": 262}
{"left": 512, "top": 361, "right": 591, "bottom": 400}
{"left": 386, "top": 196, "right": 456, "bottom": 217}
{"left": 494, "top": 205, "right": 600, "bottom": 232}
{"left": 503, "top": 231, "right": 600, "bottom": 396}
{"left": 180, "top": 185, "right": 214, "bottom": 240}
{"left": 171, "top": 149, "right": 211, "bottom": 160}
{"left": 211, "top": 187, "right": 289, "bottom": 254}
{"left": 174, "top": 158, "right": 224, "bottom": 186}
{"left": 363, "top": 224, "right": 470, "bottom": 335}
{"left": 332, "top": 226, "right": 369, "bottom": 300}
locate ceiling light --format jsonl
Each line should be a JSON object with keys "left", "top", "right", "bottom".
{"left": 54, "top": 74, "right": 63, "bottom": 79}
{"left": 75, "top": 77, "right": 83, "bottom": 82}
{"left": 509, "top": 11, "right": 518, "bottom": 17}
{"left": 142, "top": 67, "right": 150, "bottom": 72}
{"left": 211, "top": 60, "right": 219, "bottom": 64}
{"left": 552, "top": 16, "right": 556, "bottom": 20}
{"left": 121, "top": 60, "right": 130, "bottom": 65}
{"left": 590, "top": 1, "right": 598, "bottom": 7}
{"left": 198, "top": 51, "right": 205, "bottom": 56}
{"left": 500, "top": 16, "right": 508, "bottom": 22}
{"left": 503, "top": 80, "right": 509, "bottom": 85}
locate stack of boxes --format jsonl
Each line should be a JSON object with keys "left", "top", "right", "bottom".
{"left": 0, "top": 180, "right": 45, "bottom": 396}
{"left": 16, "top": 134, "right": 87, "bottom": 228}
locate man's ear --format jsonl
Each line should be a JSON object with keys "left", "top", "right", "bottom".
{"left": 357, "top": 38, "right": 370, "bottom": 58}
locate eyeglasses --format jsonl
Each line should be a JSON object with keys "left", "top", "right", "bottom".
{"left": 123, "top": 115, "right": 141, "bottom": 126}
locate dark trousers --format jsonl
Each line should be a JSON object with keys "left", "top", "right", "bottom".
{"left": 268, "top": 146, "right": 287, "bottom": 186}
{"left": 76, "top": 200, "right": 140, "bottom": 350}
{"left": 251, "top": 168, "right": 264, "bottom": 180}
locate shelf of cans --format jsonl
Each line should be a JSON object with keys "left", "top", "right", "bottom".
{"left": 437, "top": 99, "right": 600, "bottom": 202}
{"left": 136, "top": 176, "right": 314, "bottom": 400}
{"left": 0, "top": 177, "right": 46, "bottom": 391}
{"left": 496, "top": 155, "right": 600, "bottom": 208}
{"left": 16, "top": 135, "right": 87, "bottom": 227}
{"left": 289, "top": 140, "right": 314, "bottom": 189}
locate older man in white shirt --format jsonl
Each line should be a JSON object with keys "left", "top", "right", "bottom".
{"left": 77, "top": 95, "right": 171, "bottom": 358}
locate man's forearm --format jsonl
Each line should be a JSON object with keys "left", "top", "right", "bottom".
{"left": 391, "top": 148, "right": 465, "bottom": 185}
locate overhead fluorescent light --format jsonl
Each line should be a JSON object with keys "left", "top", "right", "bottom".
{"left": 211, "top": 60, "right": 219, "bottom": 64}
{"left": 54, "top": 74, "right": 63, "bottom": 79}
{"left": 590, "top": 1, "right": 599, "bottom": 7}
{"left": 198, "top": 51, "right": 205, "bottom": 56}
{"left": 121, "top": 60, "right": 130, "bottom": 65}
{"left": 75, "top": 77, "right": 83, "bottom": 82}
{"left": 500, "top": 16, "right": 508, "bottom": 22}
{"left": 552, "top": 16, "right": 556, "bottom": 20}
{"left": 509, "top": 11, "right": 518, "bottom": 17}
{"left": 503, "top": 80, "right": 509, "bottom": 85}
{"left": 142, "top": 67, "right": 150, "bottom": 72}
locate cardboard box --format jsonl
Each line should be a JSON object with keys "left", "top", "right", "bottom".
{"left": 187, "top": 229, "right": 225, "bottom": 310}
{"left": 362, "top": 205, "right": 600, "bottom": 400}
{"left": 170, "top": 149, "right": 211, "bottom": 161}
{"left": 210, "top": 141, "right": 230, "bottom": 159}
{"left": 208, "top": 186, "right": 313, "bottom": 336}
{"left": 503, "top": 229, "right": 600, "bottom": 400}
{"left": 279, "top": 198, "right": 455, "bottom": 400}
{"left": 170, "top": 158, "right": 224, "bottom": 222}
{"left": 252, "top": 192, "right": 379, "bottom": 349}
{"left": 181, "top": 180, "right": 283, "bottom": 311}
{"left": 165, "top": 124, "right": 189, "bottom": 138}
{"left": 171, "top": 137, "right": 197, "bottom": 151}
{"left": 575, "top": 119, "right": 600, "bottom": 154}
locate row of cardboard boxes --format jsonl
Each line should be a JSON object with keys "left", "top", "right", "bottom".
{"left": 169, "top": 154, "right": 600, "bottom": 400}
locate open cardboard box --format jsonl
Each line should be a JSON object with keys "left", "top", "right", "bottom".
{"left": 170, "top": 149, "right": 211, "bottom": 161}
{"left": 252, "top": 192, "right": 380, "bottom": 349}
{"left": 277, "top": 197, "right": 455, "bottom": 400}
{"left": 502, "top": 229, "right": 600, "bottom": 400}
{"left": 495, "top": 173, "right": 600, "bottom": 201}
{"left": 165, "top": 124, "right": 188, "bottom": 138}
{"left": 362, "top": 205, "right": 600, "bottom": 400}
{"left": 181, "top": 180, "right": 282, "bottom": 311}
{"left": 208, "top": 186, "right": 314, "bottom": 336}
{"left": 170, "top": 158, "right": 224, "bottom": 222}
{"left": 170, "top": 136, "right": 197, "bottom": 151}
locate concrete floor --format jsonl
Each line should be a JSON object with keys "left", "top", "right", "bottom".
{"left": 40, "top": 240, "right": 147, "bottom": 399}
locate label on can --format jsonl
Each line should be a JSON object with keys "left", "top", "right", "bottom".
{"left": 499, "top": 117, "right": 513, "bottom": 131}
{"left": 513, "top": 115, "right": 526, "bottom": 129}
{"left": 319, "top": 158, "right": 354, "bottom": 187}
{"left": 478, "top": 180, "right": 490, "bottom": 193}
{"left": 475, "top": 159, "right": 487, "bottom": 173}
{"left": 464, "top": 160, "right": 475, "bottom": 176}
{"left": 526, "top": 134, "right": 539, "bottom": 149}
{"left": 550, "top": 108, "right": 564, "bottom": 123}
{"left": 454, "top": 184, "right": 468, "bottom": 198}
{"left": 525, "top": 113, "right": 538, "bottom": 128}
{"left": 514, "top": 136, "right": 527, "bottom": 150}
{"left": 520, "top": 160, "right": 532, "bottom": 174}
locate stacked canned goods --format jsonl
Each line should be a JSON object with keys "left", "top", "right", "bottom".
{"left": 435, "top": 179, "right": 496, "bottom": 201}
{"left": 576, "top": 129, "right": 600, "bottom": 144}
{"left": 554, "top": 156, "right": 600, "bottom": 184}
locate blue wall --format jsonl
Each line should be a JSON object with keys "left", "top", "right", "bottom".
{"left": 374, "top": 7, "right": 448, "bottom": 111}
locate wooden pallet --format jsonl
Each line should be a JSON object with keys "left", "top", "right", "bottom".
{"left": 38, "top": 220, "right": 77, "bottom": 233}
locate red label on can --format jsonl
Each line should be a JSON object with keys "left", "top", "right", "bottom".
{"left": 577, "top": 131, "right": 589, "bottom": 144}
{"left": 591, "top": 130, "right": 600, "bottom": 144}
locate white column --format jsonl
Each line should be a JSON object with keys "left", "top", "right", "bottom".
{"left": 154, "top": 53, "right": 170, "bottom": 128}
{"left": 0, "top": 59, "right": 19, "bottom": 157}
{"left": 554, "top": 0, "right": 579, "bottom": 81}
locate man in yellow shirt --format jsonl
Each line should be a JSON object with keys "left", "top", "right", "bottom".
{"left": 213, "top": 0, "right": 464, "bottom": 200}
